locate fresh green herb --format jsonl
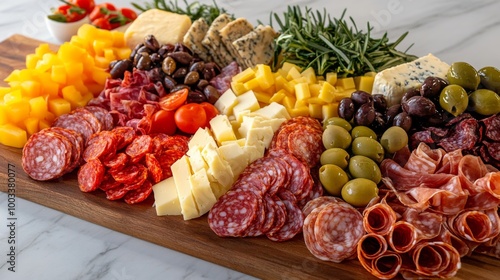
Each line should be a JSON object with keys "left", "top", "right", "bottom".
{"left": 270, "top": 6, "right": 418, "bottom": 77}
{"left": 131, "top": 0, "right": 233, "bottom": 25}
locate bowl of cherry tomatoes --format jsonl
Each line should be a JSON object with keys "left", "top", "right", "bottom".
{"left": 46, "top": 0, "right": 138, "bottom": 42}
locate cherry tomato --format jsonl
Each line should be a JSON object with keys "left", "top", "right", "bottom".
{"left": 89, "top": 2, "right": 117, "bottom": 21}
{"left": 92, "top": 17, "right": 112, "bottom": 30}
{"left": 150, "top": 109, "right": 177, "bottom": 135}
{"left": 174, "top": 103, "right": 207, "bottom": 134}
{"left": 69, "top": 0, "right": 95, "bottom": 14}
{"left": 120, "top": 8, "right": 138, "bottom": 22}
{"left": 159, "top": 88, "right": 189, "bottom": 111}
{"left": 49, "top": 4, "right": 86, "bottom": 23}
{"left": 199, "top": 102, "right": 219, "bottom": 125}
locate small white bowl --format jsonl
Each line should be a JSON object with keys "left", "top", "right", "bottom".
{"left": 45, "top": 15, "right": 90, "bottom": 43}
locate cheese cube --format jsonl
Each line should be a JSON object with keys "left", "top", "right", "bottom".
{"left": 309, "top": 83, "right": 322, "bottom": 97}
{"left": 210, "top": 114, "right": 237, "bottom": 145}
{"left": 318, "top": 81, "right": 336, "bottom": 103}
{"left": 232, "top": 90, "right": 260, "bottom": 122}
{"left": 336, "top": 77, "right": 356, "bottom": 89}
{"left": 186, "top": 145, "right": 208, "bottom": 173}
{"left": 286, "top": 67, "right": 302, "bottom": 81}
{"left": 253, "top": 91, "right": 272, "bottom": 104}
{"left": 255, "top": 64, "right": 274, "bottom": 90}
{"left": 322, "top": 103, "right": 339, "bottom": 121}
{"left": 242, "top": 145, "right": 263, "bottom": 164}
{"left": 251, "top": 102, "right": 290, "bottom": 120}
{"left": 232, "top": 67, "right": 256, "bottom": 84}
{"left": 309, "top": 103, "right": 323, "bottom": 119}
{"left": 295, "top": 82, "right": 311, "bottom": 101}
{"left": 354, "top": 75, "right": 375, "bottom": 93}
{"left": 218, "top": 142, "right": 249, "bottom": 179}
{"left": 209, "top": 181, "right": 227, "bottom": 200}
{"left": 245, "top": 126, "right": 274, "bottom": 154}
{"left": 201, "top": 142, "right": 234, "bottom": 189}
{"left": 188, "top": 127, "right": 217, "bottom": 150}
{"left": 171, "top": 155, "right": 199, "bottom": 220}
{"left": 274, "top": 75, "right": 294, "bottom": 94}
{"left": 189, "top": 168, "right": 217, "bottom": 216}
{"left": 239, "top": 115, "right": 286, "bottom": 136}
{"left": 300, "top": 67, "right": 317, "bottom": 84}
{"left": 152, "top": 177, "right": 182, "bottom": 216}
{"left": 214, "top": 88, "right": 238, "bottom": 115}
{"left": 326, "top": 72, "right": 337, "bottom": 85}
{"left": 125, "top": 9, "right": 191, "bottom": 49}
{"left": 269, "top": 89, "right": 287, "bottom": 103}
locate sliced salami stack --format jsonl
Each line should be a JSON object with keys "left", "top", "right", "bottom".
{"left": 22, "top": 106, "right": 113, "bottom": 181}
{"left": 208, "top": 149, "right": 323, "bottom": 241}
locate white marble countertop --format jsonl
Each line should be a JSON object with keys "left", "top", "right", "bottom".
{"left": 1, "top": 0, "right": 499, "bottom": 279}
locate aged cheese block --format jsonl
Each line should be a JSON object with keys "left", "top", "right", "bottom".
{"left": 202, "top": 13, "right": 233, "bottom": 67}
{"left": 219, "top": 18, "right": 254, "bottom": 68}
{"left": 233, "top": 25, "right": 277, "bottom": 68}
{"left": 124, "top": 9, "right": 191, "bottom": 49}
{"left": 183, "top": 18, "right": 211, "bottom": 62}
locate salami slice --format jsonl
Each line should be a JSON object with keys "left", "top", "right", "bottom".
{"left": 72, "top": 107, "right": 102, "bottom": 133}
{"left": 105, "top": 185, "right": 129, "bottom": 200}
{"left": 99, "top": 174, "right": 122, "bottom": 191}
{"left": 303, "top": 206, "right": 330, "bottom": 260}
{"left": 302, "top": 196, "right": 345, "bottom": 217}
{"left": 267, "top": 191, "right": 304, "bottom": 242}
{"left": 362, "top": 198, "right": 398, "bottom": 236}
{"left": 208, "top": 189, "right": 260, "bottom": 237}
{"left": 22, "top": 132, "right": 72, "bottom": 181}
{"left": 287, "top": 126, "right": 324, "bottom": 168}
{"left": 121, "top": 165, "right": 149, "bottom": 191}
{"left": 313, "top": 202, "right": 364, "bottom": 262}
{"left": 144, "top": 153, "right": 163, "bottom": 183}
{"left": 125, "top": 134, "right": 153, "bottom": 163}
{"left": 481, "top": 113, "right": 500, "bottom": 141}
{"left": 85, "top": 105, "right": 114, "bottom": 131}
{"left": 265, "top": 196, "right": 286, "bottom": 237}
{"left": 438, "top": 118, "right": 479, "bottom": 152}
{"left": 124, "top": 179, "right": 153, "bottom": 204}
{"left": 42, "top": 127, "right": 84, "bottom": 172}
{"left": 78, "top": 158, "right": 105, "bottom": 192}
{"left": 387, "top": 221, "right": 418, "bottom": 253}
{"left": 38, "top": 128, "right": 74, "bottom": 173}
{"left": 53, "top": 112, "right": 94, "bottom": 142}
{"left": 110, "top": 163, "right": 146, "bottom": 184}
{"left": 406, "top": 241, "right": 461, "bottom": 279}
{"left": 243, "top": 194, "right": 266, "bottom": 237}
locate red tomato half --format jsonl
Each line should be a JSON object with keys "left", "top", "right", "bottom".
{"left": 159, "top": 88, "right": 188, "bottom": 111}
{"left": 92, "top": 17, "right": 111, "bottom": 30}
{"left": 174, "top": 103, "right": 207, "bottom": 134}
{"left": 89, "top": 3, "right": 117, "bottom": 21}
{"left": 199, "top": 102, "right": 219, "bottom": 125}
{"left": 69, "top": 0, "right": 95, "bottom": 14}
{"left": 150, "top": 109, "right": 177, "bottom": 135}
{"left": 120, "top": 8, "right": 138, "bottom": 21}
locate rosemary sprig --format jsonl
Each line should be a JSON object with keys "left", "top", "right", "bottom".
{"left": 270, "top": 6, "right": 418, "bottom": 77}
{"left": 131, "top": 0, "right": 233, "bottom": 25}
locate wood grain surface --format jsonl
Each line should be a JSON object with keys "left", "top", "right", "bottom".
{"left": 0, "top": 34, "right": 499, "bottom": 280}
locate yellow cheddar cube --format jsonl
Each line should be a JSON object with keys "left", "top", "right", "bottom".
{"left": 322, "top": 103, "right": 339, "bottom": 121}
{"left": 269, "top": 89, "right": 287, "bottom": 103}
{"left": 20, "top": 80, "right": 42, "bottom": 97}
{"left": 300, "top": 67, "right": 317, "bottom": 84}
{"left": 336, "top": 77, "right": 356, "bottom": 90}
{"left": 275, "top": 75, "right": 294, "bottom": 94}
{"left": 243, "top": 77, "right": 261, "bottom": 91}
{"left": 62, "top": 85, "right": 82, "bottom": 109}
{"left": 307, "top": 97, "right": 326, "bottom": 104}
{"left": 354, "top": 75, "right": 375, "bottom": 93}
{"left": 23, "top": 117, "right": 39, "bottom": 135}
{"left": 334, "top": 88, "right": 356, "bottom": 102}
{"left": 255, "top": 64, "right": 274, "bottom": 90}
{"left": 51, "top": 65, "right": 67, "bottom": 85}
{"left": 29, "top": 96, "right": 48, "bottom": 119}
{"left": 35, "top": 43, "right": 53, "bottom": 57}
{"left": 309, "top": 83, "right": 322, "bottom": 97}
{"left": 280, "top": 62, "right": 302, "bottom": 74}
{"left": 318, "top": 81, "right": 336, "bottom": 103}
{"left": 309, "top": 103, "right": 323, "bottom": 119}
{"left": 7, "top": 100, "right": 30, "bottom": 124}
{"left": 26, "top": 54, "right": 41, "bottom": 69}
{"left": 326, "top": 72, "right": 337, "bottom": 85}
{"left": 289, "top": 106, "right": 309, "bottom": 117}
{"left": 231, "top": 81, "right": 247, "bottom": 95}
{"left": 254, "top": 91, "right": 272, "bottom": 104}
{"left": 48, "top": 98, "right": 71, "bottom": 117}
{"left": 295, "top": 82, "right": 311, "bottom": 101}
{"left": 282, "top": 95, "right": 296, "bottom": 110}
{"left": 286, "top": 66, "right": 302, "bottom": 81}
{"left": 0, "top": 123, "right": 27, "bottom": 148}
{"left": 232, "top": 67, "right": 256, "bottom": 84}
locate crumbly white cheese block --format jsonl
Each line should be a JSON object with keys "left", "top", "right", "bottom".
{"left": 124, "top": 9, "right": 191, "bottom": 49}
{"left": 189, "top": 168, "right": 217, "bottom": 216}
{"left": 209, "top": 114, "right": 237, "bottom": 145}
{"left": 188, "top": 127, "right": 217, "bottom": 150}
{"left": 372, "top": 53, "right": 450, "bottom": 106}
{"left": 219, "top": 18, "right": 254, "bottom": 68}
{"left": 232, "top": 24, "right": 277, "bottom": 68}
{"left": 186, "top": 145, "right": 208, "bottom": 173}
{"left": 171, "top": 155, "right": 199, "bottom": 220}
{"left": 214, "top": 88, "right": 238, "bottom": 115}
{"left": 250, "top": 102, "right": 291, "bottom": 120}
{"left": 232, "top": 90, "right": 260, "bottom": 122}
{"left": 183, "top": 18, "right": 211, "bottom": 62}
{"left": 201, "top": 142, "right": 234, "bottom": 190}
{"left": 238, "top": 115, "right": 286, "bottom": 137}
{"left": 202, "top": 14, "right": 233, "bottom": 67}
{"left": 217, "top": 141, "right": 249, "bottom": 179}
{"left": 152, "top": 177, "right": 181, "bottom": 216}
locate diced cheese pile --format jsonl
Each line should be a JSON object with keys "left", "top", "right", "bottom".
{"left": 152, "top": 90, "right": 290, "bottom": 220}
{"left": 230, "top": 63, "right": 376, "bottom": 121}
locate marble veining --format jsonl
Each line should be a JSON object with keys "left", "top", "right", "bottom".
{"left": 1, "top": 0, "right": 500, "bottom": 279}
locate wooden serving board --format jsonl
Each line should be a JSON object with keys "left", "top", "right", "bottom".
{"left": 1, "top": 34, "right": 499, "bottom": 280}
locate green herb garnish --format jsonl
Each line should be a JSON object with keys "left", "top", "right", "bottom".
{"left": 131, "top": 0, "right": 233, "bottom": 25}
{"left": 270, "top": 6, "right": 418, "bottom": 77}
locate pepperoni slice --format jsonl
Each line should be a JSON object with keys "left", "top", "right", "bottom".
{"left": 156, "top": 149, "right": 185, "bottom": 179}
{"left": 110, "top": 164, "right": 146, "bottom": 184}
{"left": 125, "top": 134, "right": 153, "bottom": 163}
{"left": 83, "top": 131, "right": 118, "bottom": 162}
{"left": 124, "top": 179, "right": 153, "bottom": 204}
{"left": 111, "top": 126, "right": 136, "bottom": 150}
{"left": 208, "top": 189, "right": 260, "bottom": 237}
{"left": 99, "top": 174, "right": 122, "bottom": 191}
{"left": 22, "top": 131, "right": 72, "bottom": 181}
{"left": 144, "top": 153, "right": 163, "bottom": 183}
{"left": 102, "top": 153, "right": 129, "bottom": 171}
{"left": 78, "top": 159, "right": 105, "bottom": 192}
{"left": 105, "top": 185, "right": 129, "bottom": 200}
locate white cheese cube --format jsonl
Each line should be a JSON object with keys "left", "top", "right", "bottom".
{"left": 372, "top": 53, "right": 450, "bottom": 106}
{"left": 188, "top": 127, "right": 217, "bottom": 150}
{"left": 214, "top": 88, "right": 238, "bottom": 115}
{"left": 201, "top": 142, "right": 234, "bottom": 190}
{"left": 171, "top": 155, "right": 199, "bottom": 220}
{"left": 186, "top": 145, "right": 208, "bottom": 173}
{"left": 233, "top": 90, "right": 260, "bottom": 122}
{"left": 209, "top": 114, "right": 237, "bottom": 145}
{"left": 245, "top": 126, "right": 274, "bottom": 155}
{"left": 217, "top": 142, "right": 249, "bottom": 179}
{"left": 152, "top": 177, "right": 181, "bottom": 216}
{"left": 189, "top": 168, "right": 217, "bottom": 216}
{"left": 251, "top": 102, "right": 291, "bottom": 120}
{"left": 242, "top": 145, "right": 263, "bottom": 164}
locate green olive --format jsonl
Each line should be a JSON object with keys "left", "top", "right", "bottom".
{"left": 351, "top": 126, "right": 377, "bottom": 140}
{"left": 478, "top": 66, "right": 500, "bottom": 93}
{"left": 348, "top": 155, "right": 382, "bottom": 184}
{"left": 447, "top": 62, "right": 480, "bottom": 91}
{"left": 380, "top": 126, "right": 409, "bottom": 153}
{"left": 439, "top": 84, "right": 468, "bottom": 117}
{"left": 319, "top": 164, "right": 349, "bottom": 196}
{"left": 320, "top": 148, "right": 350, "bottom": 169}
{"left": 341, "top": 178, "right": 379, "bottom": 207}
{"left": 468, "top": 89, "right": 500, "bottom": 115}
{"left": 322, "top": 125, "right": 352, "bottom": 149}
{"left": 323, "top": 117, "right": 352, "bottom": 131}
{"left": 351, "top": 137, "right": 385, "bottom": 163}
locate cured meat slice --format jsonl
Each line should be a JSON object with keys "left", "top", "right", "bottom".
{"left": 240, "top": 156, "right": 285, "bottom": 196}
{"left": 265, "top": 196, "right": 286, "bottom": 237}
{"left": 403, "top": 241, "right": 461, "bottom": 279}
{"left": 260, "top": 194, "right": 277, "bottom": 234}
{"left": 162, "top": 135, "right": 190, "bottom": 153}
{"left": 111, "top": 126, "right": 136, "bottom": 150}
{"left": 302, "top": 196, "right": 345, "bottom": 217}
{"left": 402, "top": 207, "right": 442, "bottom": 240}
{"left": 156, "top": 149, "right": 185, "bottom": 179}
{"left": 243, "top": 194, "right": 266, "bottom": 237}
{"left": 144, "top": 153, "right": 163, "bottom": 183}
{"left": 481, "top": 113, "right": 500, "bottom": 141}
{"left": 303, "top": 206, "right": 330, "bottom": 261}
{"left": 22, "top": 131, "right": 72, "bottom": 181}
{"left": 102, "top": 152, "right": 129, "bottom": 171}
{"left": 99, "top": 174, "right": 122, "bottom": 191}
{"left": 362, "top": 198, "right": 398, "bottom": 236}
{"left": 85, "top": 105, "right": 114, "bottom": 131}
{"left": 267, "top": 192, "right": 304, "bottom": 242}
{"left": 121, "top": 165, "right": 148, "bottom": 191}
{"left": 387, "top": 221, "right": 418, "bottom": 253}
{"left": 208, "top": 189, "right": 260, "bottom": 237}
{"left": 438, "top": 118, "right": 479, "bottom": 152}
{"left": 78, "top": 158, "right": 105, "bottom": 192}
{"left": 72, "top": 107, "right": 103, "bottom": 133}
{"left": 358, "top": 250, "right": 402, "bottom": 280}
{"left": 124, "top": 179, "right": 153, "bottom": 204}
{"left": 125, "top": 134, "right": 153, "bottom": 163}
{"left": 447, "top": 209, "right": 500, "bottom": 243}
{"left": 357, "top": 233, "right": 388, "bottom": 260}
{"left": 53, "top": 112, "right": 94, "bottom": 143}
{"left": 313, "top": 202, "right": 364, "bottom": 262}
{"left": 105, "top": 185, "right": 129, "bottom": 200}
{"left": 404, "top": 142, "right": 444, "bottom": 174}
{"left": 83, "top": 131, "right": 118, "bottom": 162}
{"left": 287, "top": 126, "right": 324, "bottom": 168}
{"left": 42, "top": 127, "right": 84, "bottom": 172}
{"left": 279, "top": 116, "right": 323, "bottom": 134}
{"left": 110, "top": 163, "right": 146, "bottom": 184}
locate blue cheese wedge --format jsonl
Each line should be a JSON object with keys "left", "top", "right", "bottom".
{"left": 372, "top": 53, "right": 450, "bottom": 106}
{"left": 219, "top": 18, "right": 254, "bottom": 68}
{"left": 183, "top": 18, "right": 211, "bottom": 62}
{"left": 202, "top": 14, "right": 233, "bottom": 67}
{"left": 232, "top": 25, "right": 277, "bottom": 68}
